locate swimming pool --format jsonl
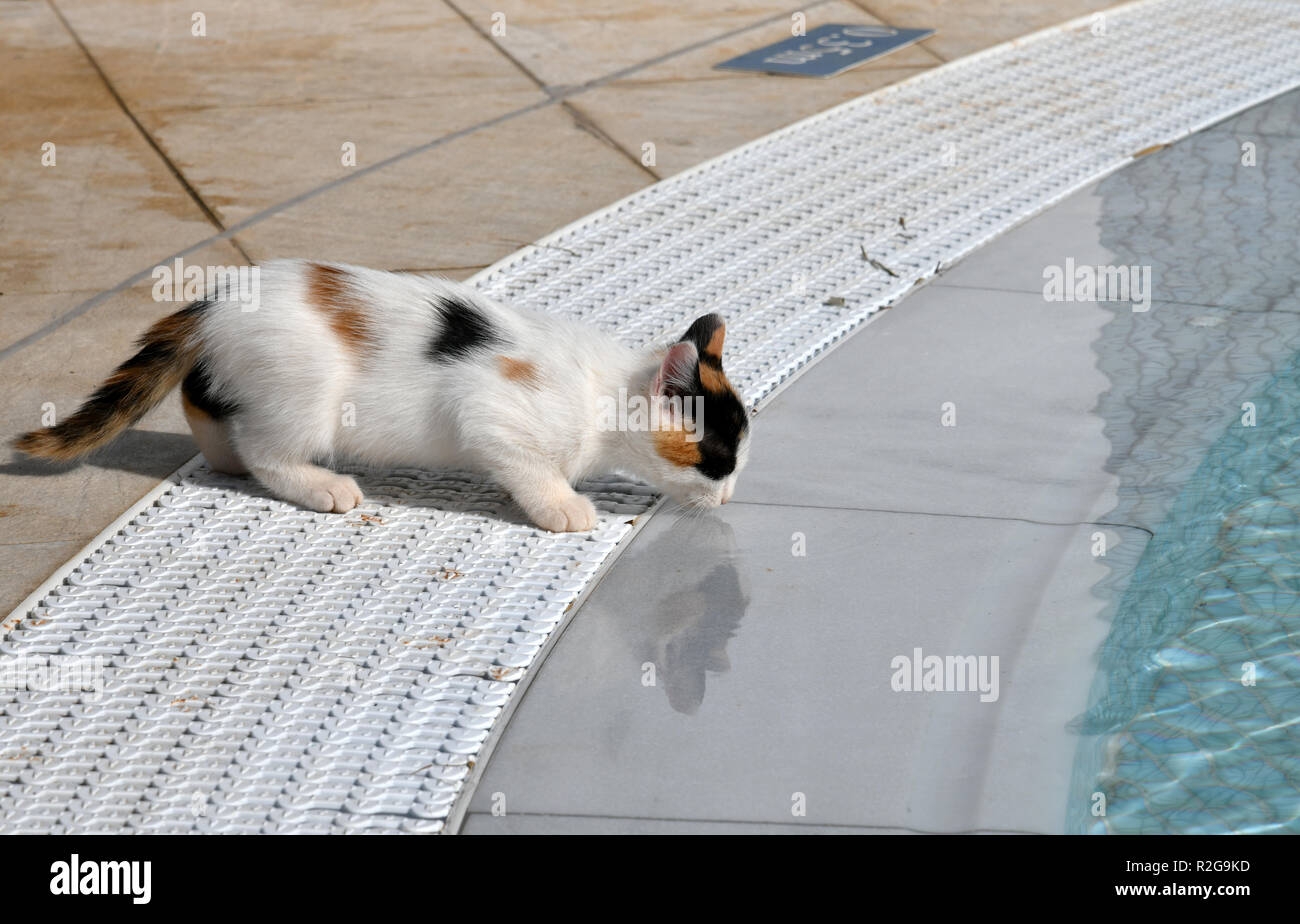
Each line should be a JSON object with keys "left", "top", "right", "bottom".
{"left": 1069, "top": 105, "right": 1300, "bottom": 833}
{"left": 1072, "top": 350, "right": 1300, "bottom": 833}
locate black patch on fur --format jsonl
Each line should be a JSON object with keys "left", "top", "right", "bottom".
{"left": 128, "top": 337, "right": 177, "bottom": 369}
{"left": 177, "top": 298, "right": 212, "bottom": 322}
{"left": 182, "top": 361, "right": 240, "bottom": 419}
{"left": 684, "top": 366, "right": 748, "bottom": 481}
{"left": 680, "top": 313, "right": 726, "bottom": 368}
{"left": 426, "top": 295, "right": 502, "bottom": 361}
{"left": 86, "top": 298, "right": 215, "bottom": 420}
{"left": 77, "top": 379, "right": 138, "bottom": 426}
{"left": 673, "top": 318, "right": 747, "bottom": 480}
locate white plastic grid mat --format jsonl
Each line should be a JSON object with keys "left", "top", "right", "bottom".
{"left": 4, "top": 0, "right": 1300, "bottom": 833}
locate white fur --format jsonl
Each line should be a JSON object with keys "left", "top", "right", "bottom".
{"left": 188, "top": 260, "right": 749, "bottom": 530}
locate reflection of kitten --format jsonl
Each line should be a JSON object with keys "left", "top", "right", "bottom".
{"left": 14, "top": 261, "right": 751, "bottom": 531}
{"left": 641, "top": 516, "right": 749, "bottom": 714}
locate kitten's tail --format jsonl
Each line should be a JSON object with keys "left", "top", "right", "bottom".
{"left": 13, "top": 300, "right": 209, "bottom": 461}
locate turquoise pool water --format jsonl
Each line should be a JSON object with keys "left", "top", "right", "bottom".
{"left": 1070, "top": 347, "right": 1300, "bottom": 833}
{"left": 1065, "top": 99, "right": 1300, "bottom": 833}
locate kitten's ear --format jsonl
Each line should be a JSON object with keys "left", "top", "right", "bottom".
{"left": 651, "top": 341, "right": 698, "bottom": 398}
{"left": 680, "top": 313, "right": 726, "bottom": 366}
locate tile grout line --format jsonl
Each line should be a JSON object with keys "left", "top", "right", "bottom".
{"left": 727, "top": 497, "right": 1156, "bottom": 537}
{"left": 461, "top": 809, "right": 1043, "bottom": 835}
{"left": 561, "top": 100, "right": 662, "bottom": 181}
{"left": 439, "top": 0, "right": 661, "bottom": 181}
{"left": 0, "top": 539, "right": 85, "bottom": 549}
{"left": 44, "top": 0, "right": 253, "bottom": 266}
{"left": 438, "top": 0, "right": 559, "bottom": 98}
{"left": 929, "top": 278, "right": 1294, "bottom": 316}
{"left": 391, "top": 265, "right": 491, "bottom": 275}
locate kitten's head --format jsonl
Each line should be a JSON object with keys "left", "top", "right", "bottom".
{"left": 638, "top": 314, "right": 750, "bottom": 510}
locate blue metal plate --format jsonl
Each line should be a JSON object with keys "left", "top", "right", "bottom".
{"left": 715, "top": 24, "right": 935, "bottom": 78}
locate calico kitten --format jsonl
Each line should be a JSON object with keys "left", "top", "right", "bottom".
{"left": 14, "top": 260, "right": 750, "bottom": 531}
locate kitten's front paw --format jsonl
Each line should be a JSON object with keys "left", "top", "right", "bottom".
{"left": 306, "top": 473, "right": 364, "bottom": 513}
{"left": 531, "top": 492, "right": 598, "bottom": 533}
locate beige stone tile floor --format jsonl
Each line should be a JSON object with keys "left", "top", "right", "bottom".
{"left": 566, "top": 0, "right": 939, "bottom": 178}
{"left": 0, "top": 0, "right": 1115, "bottom": 615}
{"left": 235, "top": 104, "right": 654, "bottom": 268}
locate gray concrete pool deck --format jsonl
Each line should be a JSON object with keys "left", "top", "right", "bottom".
{"left": 462, "top": 88, "right": 1300, "bottom": 833}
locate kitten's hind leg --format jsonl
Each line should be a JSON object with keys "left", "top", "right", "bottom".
{"left": 245, "top": 459, "right": 364, "bottom": 514}
{"left": 229, "top": 396, "right": 361, "bottom": 513}
{"left": 182, "top": 400, "right": 247, "bottom": 475}
{"left": 488, "top": 453, "right": 597, "bottom": 532}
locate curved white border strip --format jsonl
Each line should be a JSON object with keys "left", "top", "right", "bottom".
{"left": 5, "top": 456, "right": 205, "bottom": 625}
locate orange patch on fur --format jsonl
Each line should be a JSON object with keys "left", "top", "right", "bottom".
{"left": 180, "top": 391, "right": 210, "bottom": 420}
{"left": 307, "top": 263, "right": 373, "bottom": 354}
{"left": 704, "top": 324, "right": 725, "bottom": 360}
{"left": 149, "top": 310, "right": 198, "bottom": 346}
{"left": 654, "top": 428, "right": 703, "bottom": 468}
{"left": 497, "top": 355, "right": 541, "bottom": 387}
{"left": 698, "top": 363, "right": 735, "bottom": 396}
{"left": 11, "top": 429, "right": 65, "bottom": 459}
